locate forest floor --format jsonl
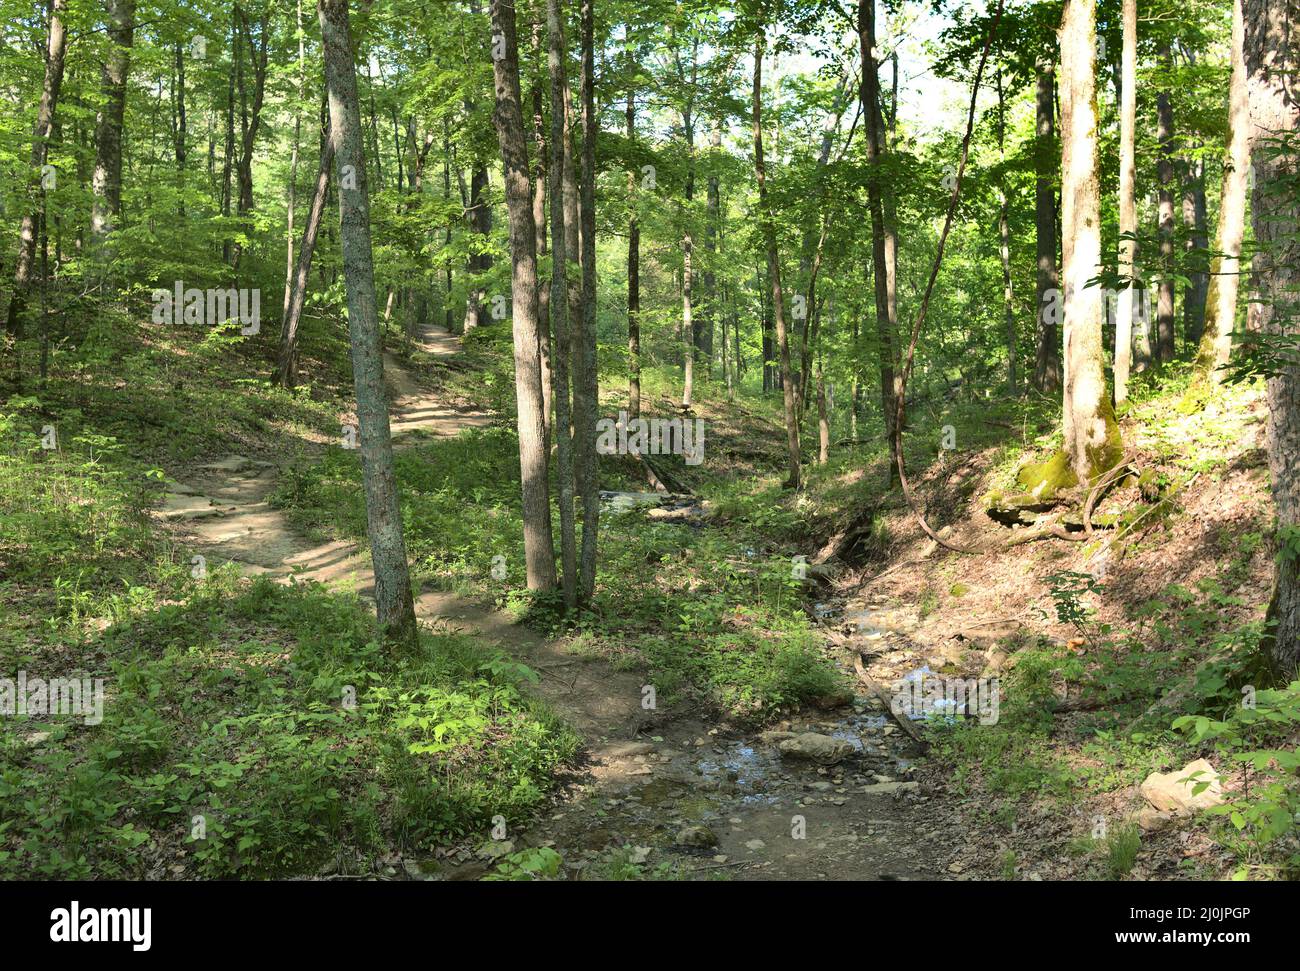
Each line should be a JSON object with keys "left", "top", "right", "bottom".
{"left": 157, "top": 322, "right": 968, "bottom": 881}
{"left": 4, "top": 311, "right": 1287, "bottom": 881}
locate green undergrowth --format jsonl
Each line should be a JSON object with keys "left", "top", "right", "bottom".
{"left": 0, "top": 574, "right": 576, "bottom": 878}
{"left": 1, "top": 313, "right": 576, "bottom": 879}
{"left": 274, "top": 394, "right": 847, "bottom": 723}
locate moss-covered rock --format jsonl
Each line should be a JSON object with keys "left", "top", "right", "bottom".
{"left": 1015, "top": 450, "right": 1079, "bottom": 499}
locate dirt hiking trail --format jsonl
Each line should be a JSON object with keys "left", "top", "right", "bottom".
{"left": 155, "top": 322, "right": 962, "bottom": 881}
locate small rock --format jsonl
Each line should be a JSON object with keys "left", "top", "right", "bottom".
{"left": 676, "top": 825, "right": 718, "bottom": 849}
{"left": 744, "top": 839, "right": 766, "bottom": 851}
{"left": 861, "top": 781, "right": 919, "bottom": 796}
{"left": 778, "top": 733, "right": 856, "bottom": 766}
{"left": 604, "top": 741, "right": 656, "bottom": 759}
{"left": 1140, "top": 758, "right": 1225, "bottom": 815}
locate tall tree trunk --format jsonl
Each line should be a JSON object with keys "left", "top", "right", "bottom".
{"left": 575, "top": 0, "right": 600, "bottom": 603}
{"left": 678, "top": 43, "right": 698, "bottom": 410}
{"left": 1247, "top": 0, "right": 1300, "bottom": 675}
{"left": 754, "top": 31, "right": 802, "bottom": 489}
{"left": 1154, "top": 46, "right": 1177, "bottom": 364}
{"left": 1193, "top": 0, "right": 1251, "bottom": 383}
{"left": 283, "top": 0, "right": 306, "bottom": 322}
{"left": 221, "top": 17, "right": 236, "bottom": 265}
{"left": 276, "top": 115, "right": 333, "bottom": 388}
{"left": 760, "top": 271, "right": 774, "bottom": 392}
{"left": 1182, "top": 158, "right": 1210, "bottom": 345}
{"left": 996, "top": 70, "right": 1016, "bottom": 391}
{"left": 489, "top": 0, "right": 557, "bottom": 592}
{"left": 1114, "top": 0, "right": 1138, "bottom": 403}
{"left": 816, "top": 354, "right": 830, "bottom": 465}
{"left": 702, "top": 119, "right": 721, "bottom": 374}
{"left": 546, "top": 0, "right": 577, "bottom": 608}
{"left": 443, "top": 122, "right": 454, "bottom": 331}
{"left": 681, "top": 235, "right": 695, "bottom": 407}
{"left": 463, "top": 163, "right": 492, "bottom": 331}
{"left": 560, "top": 65, "right": 582, "bottom": 435}
{"left": 530, "top": 34, "right": 552, "bottom": 440}
{"left": 175, "top": 41, "right": 188, "bottom": 217}
{"left": 91, "top": 0, "right": 137, "bottom": 249}
{"left": 6, "top": 0, "right": 69, "bottom": 339}
{"left": 1060, "top": 0, "right": 1122, "bottom": 485}
{"left": 861, "top": 0, "right": 899, "bottom": 478}
{"left": 232, "top": 6, "right": 270, "bottom": 270}
{"left": 1032, "top": 58, "right": 1062, "bottom": 392}
{"left": 626, "top": 73, "right": 641, "bottom": 418}
{"left": 317, "top": 0, "right": 418, "bottom": 654}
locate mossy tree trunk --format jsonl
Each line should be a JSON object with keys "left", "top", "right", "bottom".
{"left": 1060, "top": 0, "right": 1122, "bottom": 485}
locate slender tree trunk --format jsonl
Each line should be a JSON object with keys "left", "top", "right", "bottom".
{"left": 817, "top": 355, "right": 830, "bottom": 465}
{"left": 175, "top": 42, "right": 188, "bottom": 218}
{"left": 1155, "top": 46, "right": 1178, "bottom": 364}
{"left": 283, "top": 0, "right": 306, "bottom": 322}
{"left": 463, "top": 165, "right": 492, "bottom": 331}
{"left": 720, "top": 282, "right": 732, "bottom": 401}
{"left": 276, "top": 116, "right": 333, "bottom": 387}
{"left": 1033, "top": 59, "right": 1062, "bottom": 392}
{"left": 575, "top": 0, "right": 600, "bottom": 603}
{"left": 221, "top": 17, "right": 236, "bottom": 265}
{"left": 678, "top": 46, "right": 698, "bottom": 410}
{"left": 443, "top": 123, "right": 454, "bottom": 331}
{"left": 318, "top": 0, "right": 418, "bottom": 654}
{"left": 232, "top": 7, "right": 270, "bottom": 270}
{"left": 703, "top": 120, "right": 721, "bottom": 374}
{"left": 861, "top": 0, "right": 898, "bottom": 477}
{"left": 681, "top": 233, "right": 694, "bottom": 407}
{"left": 1182, "top": 158, "right": 1210, "bottom": 345}
{"left": 1246, "top": 0, "right": 1300, "bottom": 674}
{"left": 1114, "top": 0, "right": 1138, "bottom": 403}
{"left": 1060, "top": 0, "right": 1122, "bottom": 484}
{"left": 489, "top": 0, "right": 557, "bottom": 591}
{"left": 6, "top": 0, "right": 69, "bottom": 339}
{"left": 754, "top": 31, "right": 801, "bottom": 489}
{"left": 1194, "top": 0, "right": 1251, "bottom": 383}
{"left": 626, "top": 75, "right": 641, "bottom": 418}
{"left": 546, "top": 0, "right": 577, "bottom": 608}
{"left": 91, "top": 0, "right": 137, "bottom": 248}
{"left": 530, "top": 36, "right": 552, "bottom": 440}
{"left": 760, "top": 271, "right": 774, "bottom": 392}
{"left": 996, "top": 70, "right": 1016, "bottom": 391}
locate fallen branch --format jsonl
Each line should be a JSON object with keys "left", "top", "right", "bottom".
{"left": 853, "top": 655, "right": 930, "bottom": 751}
